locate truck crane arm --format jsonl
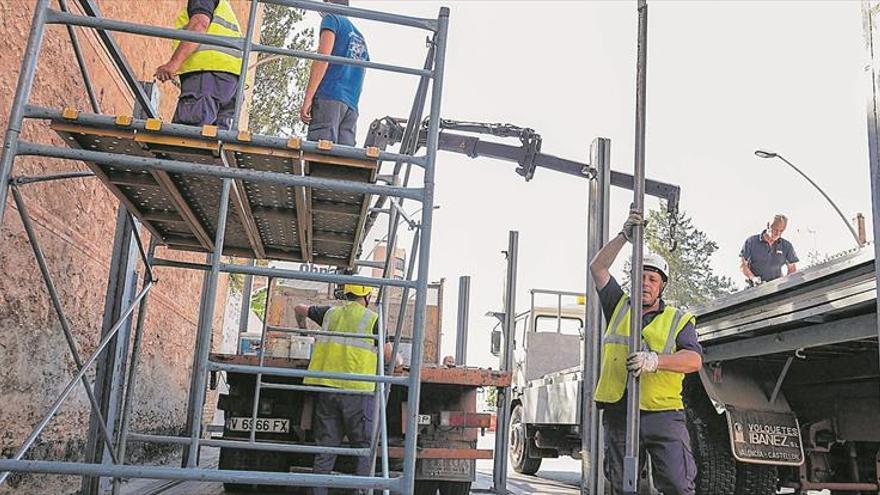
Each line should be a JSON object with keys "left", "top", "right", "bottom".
{"left": 365, "top": 116, "right": 681, "bottom": 216}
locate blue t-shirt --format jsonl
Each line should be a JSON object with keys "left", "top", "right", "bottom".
{"left": 315, "top": 14, "right": 369, "bottom": 111}
{"left": 740, "top": 232, "right": 798, "bottom": 282}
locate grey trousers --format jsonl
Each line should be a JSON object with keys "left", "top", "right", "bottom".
{"left": 307, "top": 97, "right": 358, "bottom": 146}
{"left": 312, "top": 393, "right": 374, "bottom": 495}
{"left": 603, "top": 409, "right": 697, "bottom": 495}
{"left": 172, "top": 71, "right": 238, "bottom": 130}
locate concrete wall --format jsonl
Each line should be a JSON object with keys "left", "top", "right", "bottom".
{"left": 0, "top": 2, "right": 256, "bottom": 493}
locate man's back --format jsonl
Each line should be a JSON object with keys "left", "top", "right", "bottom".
{"left": 315, "top": 14, "right": 369, "bottom": 111}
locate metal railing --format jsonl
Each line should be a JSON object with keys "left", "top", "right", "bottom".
{"left": 0, "top": 0, "right": 449, "bottom": 493}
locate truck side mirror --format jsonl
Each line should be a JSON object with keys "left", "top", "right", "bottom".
{"left": 490, "top": 329, "right": 502, "bottom": 356}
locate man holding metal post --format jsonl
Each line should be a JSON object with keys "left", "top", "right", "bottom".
{"left": 155, "top": 0, "right": 242, "bottom": 130}
{"left": 294, "top": 284, "right": 393, "bottom": 495}
{"left": 589, "top": 212, "right": 702, "bottom": 495}
{"left": 300, "top": 0, "right": 369, "bottom": 146}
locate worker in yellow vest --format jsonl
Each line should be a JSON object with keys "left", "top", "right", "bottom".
{"left": 589, "top": 211, "right": 703, "bottom": 495}
{"left": 294, "top": 284, "right": 392, "bottom": 495}
{"left": 154, "top": 0, "right": 243, "bottom": 129}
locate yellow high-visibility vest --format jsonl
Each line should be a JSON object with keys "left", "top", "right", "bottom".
{"left": 594, "top": 295, "right": 695, "bottom": 411}
{"left": 304, "top": 302, "right": 379, "bottom": 392}
{"left": 173, "top": 0, "right": 242, "bottom": 75}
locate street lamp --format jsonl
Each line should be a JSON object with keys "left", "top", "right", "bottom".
{"left": 754, "top": 149, "right": 863, "bottom": 247}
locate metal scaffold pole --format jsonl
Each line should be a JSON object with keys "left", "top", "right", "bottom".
{"left": 583, "top": 138, "right": 611, "bottom": 495}
{"left": 493, "top": 230, "right": 519, "bottom": 494}
{"left": 624, "top": 1, "right": 649, "bottom": 493}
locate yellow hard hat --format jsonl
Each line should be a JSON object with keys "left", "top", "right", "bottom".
{"left": 344, "top": 284, "right": 373, "bottom": 297}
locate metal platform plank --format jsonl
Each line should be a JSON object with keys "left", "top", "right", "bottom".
{"left": 51, "top": 120, "right": 382, "bottom": 267}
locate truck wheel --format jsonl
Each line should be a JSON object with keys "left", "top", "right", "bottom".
{"left": 685, "top": 402, "right": 736, "bottom": 495}
{"left": 413, "top": 480, "right": 440, "bottom": 495}
{"left": 734, "top": 463, "right": 777, "bottom": 495}
{"left": 509, "top": 403, "right": 542, "bottom": 475}
{"left": 438, "top": 481, "right": 472, "bottom": 495}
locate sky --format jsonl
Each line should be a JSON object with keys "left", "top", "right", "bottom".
{"left": 301, "top": 1, "right": 874, "bottom": 368}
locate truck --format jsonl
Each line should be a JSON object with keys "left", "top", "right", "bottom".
{"left": 212, "top": 276, "right": 509, "bottom": 494}
{"left": 504, "top": 252, "right": 880, "bottom": 495}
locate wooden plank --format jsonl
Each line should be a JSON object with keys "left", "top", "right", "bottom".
{"left": 226, "top": 142, "right": 300, "bottom": 158}
{"left": 417, "top": 367, "right": 512, "bottom": 387}
{"left": 225, "top": 149, "right": 266, "bottom": 259}
{"left": 135, "top": 132, "right": 219, "bottom": 153}
{"left": 295, "top": 158, "right": 313, "bottom": 263}
{"left": 303, "top": 151, "right": 378, "bottom": 171}
{"left": 387, "top": 447, "right": 494, "bottom": 460}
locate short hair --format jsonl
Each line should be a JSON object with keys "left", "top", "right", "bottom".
{"left": 771, "top": 214, "right": 788, "bottom": 226}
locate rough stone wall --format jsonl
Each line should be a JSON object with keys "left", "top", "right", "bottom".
{"left": 0, "top": 2, "right": 255, "bottom": 493}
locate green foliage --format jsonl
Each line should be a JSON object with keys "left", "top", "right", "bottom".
{"left": 625, "top": 203, "right": 736, "bottom": 309}
{"left": 251, "top": 287, "right": 268, "bottom": 322}
{"left": 248, "top": 4, "right": 313, "bottom": 136}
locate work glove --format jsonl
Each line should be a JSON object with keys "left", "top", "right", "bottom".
{"left": 626, "top": 351, "right": 659, "bottom": 377}
{"left": 620, "top": 211, "right": 647, "bottom": 243}
{"left": 746, "top": 276, "right": 763, "bottom": 288}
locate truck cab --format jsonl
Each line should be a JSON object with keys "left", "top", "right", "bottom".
{"left": 504, "top": 289, "right": 587, "bottom": 474}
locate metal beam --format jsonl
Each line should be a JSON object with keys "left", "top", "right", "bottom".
{"left": 83, "top": 207, "right": 140, "bottom": 494}
{"left": 455, "top": 275, "right": 470, "bottom": 366}
{"left": 703, "top": 313, "right": 877, "bottom": 362}
{"left": 494, "top": 231, "right": 518, "bottom": 494}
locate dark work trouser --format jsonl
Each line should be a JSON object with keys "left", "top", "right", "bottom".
{"left": 173, "top": 71, "right": 239, "bottom": 130}
{"left": 603, "top": 409, "right": 697, "bottom": 495}
{"left": 307, "top": 97, "right": 358, "bottom": 146}
{"left": 312, "top": 393, "right": 375, "bottom": 495}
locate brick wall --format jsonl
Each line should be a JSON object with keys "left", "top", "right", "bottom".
{"left": 0, "top": 2, "right": 257, "bottom": 493}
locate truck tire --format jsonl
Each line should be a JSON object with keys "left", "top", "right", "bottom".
{"left": 734, "top": 463, "right": 777, "bottom": 495}
{"left": 438, "top": 481, "right": 472, "bottom": 495}
{"left": 509, "top": 403, "right": 542, "bottom": 475}
{"left": 684, "top": 397, "right": 736, "bottom": 495}
{"left": 413, "top": 480, "right": 440, "bottom": 495}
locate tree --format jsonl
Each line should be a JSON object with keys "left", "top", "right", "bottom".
{"left": 248, "top": 4, "right": 314, "bottom": 136}
{"left": 625, "top": 203, "right": 736, "bottom": 309}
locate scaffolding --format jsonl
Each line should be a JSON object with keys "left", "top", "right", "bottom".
{"left": 0, "top": 0, "right": 448, "bottom": 493}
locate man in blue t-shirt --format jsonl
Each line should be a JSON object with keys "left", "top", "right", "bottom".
{"left": 740, "top": 214, "right": 799, "bottom": 287}
{"left": 300, "top": 0, "right": 370, "bottom": 146}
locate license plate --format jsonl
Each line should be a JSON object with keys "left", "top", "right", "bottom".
{"left": 417, "top": 414, "right": 432, "bottom": 425}
{"left": 416, "top": 458, "right": 474, "bottom": 481}
{"left": 226, "top": 417, "right": 290, "bottom": 434}
{"left": 726, "top": 406, "right": 804, "bottom": 466}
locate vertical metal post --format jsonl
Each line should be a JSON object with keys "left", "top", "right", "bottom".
{"left": 237, "top": 260, "right": 256, "bottom": 353}
{"left": 624, "top": 1, "right": 649, "bottom": 493}
{"left": 455, "top": 275, "right": 471, "bottom": 365}
{"left": 231, "top": 0, "right": 259, "bottom": 130}
{"left": 83, "top": 207, "right": 140, "bottom": 495}
{"left": 0, "top": 0, "right": 50, "bottom": 227}
{"left": 248, "top": 278, "right": 273, "bottom": 442}
{"left": 112, "top": 241, "right": 157, "bottom": 495}
{"left": 862, "top": 0, "right": 880, "bottom": 375}
{"left": 583, "top": 138, "right": 611, "bottom": 495}
{"left": 185, "top": 178, "right": 233, "bottom": 466}
{"left": 376, "top": 306, "right": 390, "bottom": 495}
{"left": 400, "top": 8, "right": 448, "bottom": 493}
{"left": 493, "top": 231, "right": 518, "bottom": 494}
{"left": 182, "top": 257, "right": 213, "bottom": 468}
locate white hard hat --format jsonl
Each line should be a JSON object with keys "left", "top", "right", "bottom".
{"left": 642, "top": 252, "right": 669, "bottom": 282}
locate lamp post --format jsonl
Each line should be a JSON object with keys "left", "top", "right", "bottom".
{"left": 754, "top": 150, "right": 863, "bottom": 247}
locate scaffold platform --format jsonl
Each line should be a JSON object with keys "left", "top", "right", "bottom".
{"left": 51, "top": 111, "right": 379, "bottom": 267}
